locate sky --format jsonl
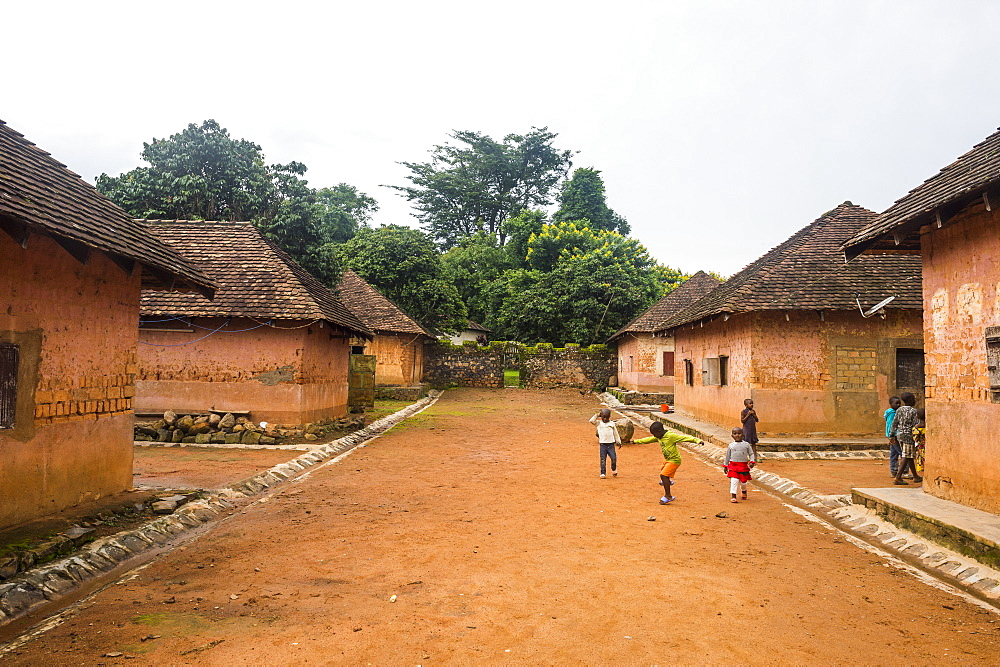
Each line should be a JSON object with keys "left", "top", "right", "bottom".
{"left": 5, "top": 0, "right": 1000, "bottom": 276}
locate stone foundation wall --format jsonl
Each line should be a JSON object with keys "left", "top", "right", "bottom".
{"left": 521, "top": 343, "right": 615, "bottom": 390}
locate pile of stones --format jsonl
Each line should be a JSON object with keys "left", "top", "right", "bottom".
{"left": 134, "top": 411, "right": 280, "bottom": 445}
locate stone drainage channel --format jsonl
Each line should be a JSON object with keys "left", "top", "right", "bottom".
{"left": 600, "top": 393, "right": 1000, "bottom": 613}
{"left": 0, "top": 391, "right": 443, "bottom": 636}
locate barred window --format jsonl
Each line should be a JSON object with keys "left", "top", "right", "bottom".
{"left": 0, "top": 344, "right": 18, "bottom": 429}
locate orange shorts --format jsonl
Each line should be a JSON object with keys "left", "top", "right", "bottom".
{"left": 659, "top": 461, "right": 680, "bottom": 478}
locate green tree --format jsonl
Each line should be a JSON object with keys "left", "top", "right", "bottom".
{"left": 490, "top": 221, "right": 676, "bottom": 345}
{"left": 441, "top": 233, "right": 514, "bottom": 327}
{"left": 96, "top": 120, "right": 377, "bottom": 286}
{"left": 337, "top": 225, "right": 468, "bottom": 333}
{"left": 499, "top": 209, "right": 547, "bottom": 268}
{"left": 389, "top": 128, "right": 574, "bottom": 248}
{"left": 552, "top": 167, "right": 629, "bottom": 234}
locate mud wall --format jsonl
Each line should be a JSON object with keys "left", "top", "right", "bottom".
{"left": 0, "top": 233, "right": 138, "bottom": 530}
{"left": 920, "top": 207, "right": 1000, "bottom": 513}
{"left": 615, "top": 333, "right": 676, "bottom": 393}
{"left": 137, "top": 318, "right": 350, "bottom": 425}
{"left": 363, "top": 333, "right": 426, "bottom": 386}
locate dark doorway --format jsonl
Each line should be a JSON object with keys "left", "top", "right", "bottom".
{"left": 895, "top": 348, "right": 925, "bottom": 400}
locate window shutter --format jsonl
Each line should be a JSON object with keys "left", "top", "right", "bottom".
{"left": 702, "top": 357, "right": 720, "bottom": 386}
{"left": 663, "top": 351, "right": 674, "bottom": 377}
{"left": 0, "top": 344, "right": 18, "bottom": 429}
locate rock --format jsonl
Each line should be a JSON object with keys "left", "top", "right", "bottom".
{"left": 304, "top": 433, "right": 318, "bottom": 441}
{"left": 152, "top": 419, "right": 167, "bottom": 431}
{"left": 176, "top": 415, "right": 195, "bottom": 432}
{"left": 194, "top": 433, "right": 211, "bottom": 444}
{"left": 210, "top": 432, "right": 226, "bottom": 444}
{"left": 133, "top": 503, "right": 147, "bottom": 512}
{"left": 163, "top": 410, "right": 177, "bottom": 426}
{"left": 193, "top": 415, "right": 210, "bottom": 425}
{"left": 134, "top": 435, "right": 154, "bottom": 442}
{"left": 259, "top": 436, "right": 276, "bottom": 445}
{"left": 156, "top": 429, "right": 170, "bottom": 442}
{"left": 135, "top": 426, "right": 158, "bottom": 438}
{"left": 647, "top": 516, "right": 656, "bottom": 521}
{"left": 208, "top": 413, "right": 222, "bottom": 428}
{"left": 304, "top": 424, "right": 323, "bottom": 435}
{"left": 232, "top": 424, "right": 245, "bottom": 433}
{"left": 182, "top": 436, "right": 196, "bottom": 443}
{"left": 188, "top": 422, "right": 212, "bottom": 436}
{"left": 225, "top": 432, "right": 242, "bottom": 444}
{"left": 219, "top": 413, "right": 236, "bottom": 429}
{"left": 715, "top": 511, "right": 728, "bottom": 518}
{"left": 236, "top": 416, "right": 251, "bottom": 426}
{"left": 171, "top": 428, "right": 184, "bottom": 443}
{"left": 152, "top": 501, "right": 177, "bottom": 514}
{"left": 65, "top": 526, "right": 95, "bottom": 545}
{"left": 0, "top": 557, "right": 18, "bottom": 580}
{"left": 615, "top": 418, "right": 634, "bottom": 442}
{"left": 241, "top": 430, "right": 261, "bottom": 445}
{"left": 157, "top": 494, "right": 187, "bottom": 503}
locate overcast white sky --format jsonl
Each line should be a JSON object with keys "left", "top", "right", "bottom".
{"left": 5, "top": 0, "right": 999, "bottom": 275}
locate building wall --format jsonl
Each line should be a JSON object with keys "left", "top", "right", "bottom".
{"left": 615, "top": 333, "right": 676, "bottom": 392}
{"left": 447, "top": 330, "right": 484, "bottom": 345}
{"left": 137, "top": 318, "right": 350, "bottom": 425}
{"left": 920, "top": 207, "right": 1000, "bottom": 513}
{"left": 364, "top": 333, "right": 426, "bottom": 386}
{"left": 0, "top": 233, "right": 138, "bottom": 530}
{"left": 673, "top": 310, "right": 923, "bottom": 434}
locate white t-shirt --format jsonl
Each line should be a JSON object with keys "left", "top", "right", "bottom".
{"left": 590, "top": 414, "right": 622, "bottom": 444}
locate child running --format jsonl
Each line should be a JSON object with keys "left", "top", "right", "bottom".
{"left": 633, "top": 421, "right": 704, "bottom": 504}
{"left": 589, "top": 408, "right": 622, "bottom": 478}
{"left": 723, "top": 427, "right": 756, "bottom": 503}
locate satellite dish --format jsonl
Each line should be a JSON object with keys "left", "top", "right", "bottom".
{"left": 857, "top": 295, "right": 896, "bottom": 318}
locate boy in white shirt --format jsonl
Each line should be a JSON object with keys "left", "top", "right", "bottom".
{"left": 590, "top": 408, "right": 622, "bottom": 478}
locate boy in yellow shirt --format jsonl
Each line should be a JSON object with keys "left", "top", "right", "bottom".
{"left": 633, "top": 421, "right": 704, "bottom": 504}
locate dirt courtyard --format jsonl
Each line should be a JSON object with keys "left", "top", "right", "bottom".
{"left": 3, "top": 388, "right": 998, "bottom": 664}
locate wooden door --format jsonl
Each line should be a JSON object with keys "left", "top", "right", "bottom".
{"left": 348, "top": 354, "right": 376, "bottom": 409}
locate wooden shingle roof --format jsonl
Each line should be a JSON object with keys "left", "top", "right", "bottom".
{"left": 658, "top": 202, "right": 922, "bottom": 331}
{"left": 844, "top": 127, "right": 1000, "bottom": 258}
{"left": 138, "top": 220, "right": 371, "bottom": 336}
{"left": 608, "top": 271, "right": 721, "bottom": 341}
{"left": 465, "top": 320, "right": 492, "bottom": 333}
{"left": 335, "top": 269, "right": 434, "bottom": 337}
{"left": 0, "top": 120, "right": 215, "bottom": 297}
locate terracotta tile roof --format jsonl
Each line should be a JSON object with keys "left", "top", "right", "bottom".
{"left": 608, "top": 271, "right": 721, "bottom": 341}
{"left": 335, "top": 269, "right": 433, "bottom": 337}
{"left": 465, "top": 320, "right": 492, "bottom": 333}
{"left": 658, "top": 202, "right": 923, "bottom": 331}
{"left": 844, "top": 127, "right": 1000, "bottom": 258}
{"left": 0, "top": 120, "right": 215, "bottom": 297}
{"left": 138, "top": 220, "right": 371, "bottom": 336}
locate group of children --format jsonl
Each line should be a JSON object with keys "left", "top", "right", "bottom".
{"left": 590, "top": 398, "right": 762, "bottom": 504}
{"left": 883, "top": 392, "right": 926, "bottom": 485}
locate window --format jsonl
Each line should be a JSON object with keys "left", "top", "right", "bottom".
{"left": 0, "top": 344, "right": 18, "bottom": 429}
{"left": 629, "top": 356, "right": 634, "bottom": 372}
{"left": 987, "top": 327, "right": 1000, "bottom": 403}
{"left": 351, "top": 345, "right": 367, "bottom": 355}
{"left": 719, "top": 355, "right": 729, "bottom": 386}
{"left": 684, "top": 359, "right": 694, "bottom": 386}
{"left": 662, "top": 351, "right": 675, "bottom": 377}
{"left": 895, "top": 348, "right": 924, "bottom": 396}
{"left": 702, "top": 357, "right": 721, "bottom": 386}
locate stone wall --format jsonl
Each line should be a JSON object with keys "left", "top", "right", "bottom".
{"left": 424, "top": 341, "right": 506, "bottom": 388}
{"left": 521, "top": 343, "right": 615, "bottom": 390}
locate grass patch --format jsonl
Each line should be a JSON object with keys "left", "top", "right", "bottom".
{"left": 504, "top": 369, "right": 521, "bottom": 387}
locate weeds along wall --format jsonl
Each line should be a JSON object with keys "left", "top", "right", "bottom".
{"left": 424, "top": 341, "right": 615, "bottom": 391}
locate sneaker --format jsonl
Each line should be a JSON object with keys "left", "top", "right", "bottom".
{"left": 731, "top": 498, "right": 738, "bottom": 503}
{"left": 741, "top": 492, "right": 748, "bottom": 500}
{"left": 612, "top": 471, "right": 618, "bottom": 477}
{"left": 902, "top": 473, "right": 914, "bottom": 479}
{"left": 659, "top": 496, "right": 673, "bottom": 505}
{"left": 893, "top": 479, "right": 909, "bottom": 485}
{"left": 600, "top": 474, "right": 606, "bottom": 479}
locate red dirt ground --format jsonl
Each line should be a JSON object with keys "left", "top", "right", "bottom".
{"left": 3, "top": 388, "right": 997, "bottom": 664}
{"left": 133, "top": 446, "right": 308, "bottom": 490}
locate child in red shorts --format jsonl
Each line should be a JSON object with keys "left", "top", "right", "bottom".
{"left": 723, "top": 427, "right": 756, "bottom": 503}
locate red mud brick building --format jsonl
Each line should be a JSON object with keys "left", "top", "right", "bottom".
{"left": 137, "top": 222, "right": 371, "bottom": 426}
{"left": 608, "top": 271, "right": 720, "bottom": 393}
{"left": 0, "top": 121, "right": 215, "bottom": 530}
{"left": 335, "top": 269, "right": 434, "bottom": 387}
{"left": 660, "top": 202, "right": 923, "bottom": 435}
{"left": 845, "top": 129, "right": 1000, "bottom": 513}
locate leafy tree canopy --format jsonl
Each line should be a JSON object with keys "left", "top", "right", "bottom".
{"left": 389, "top": 128, "right": 574, "bottom": 248}
{"left": 441, "top": 232, "right": 514, "bottom": 327}
{"left": 553, "top": 167, "right": 630, "bottom": 235}
{"left": 490, "top": 221, "right": 681, "bottom": 345}
{"left": 337, "top": 225, "right": 468, "bottom": 333}
{"left": 96, "top": 120, "right": 377, "bottom": 286}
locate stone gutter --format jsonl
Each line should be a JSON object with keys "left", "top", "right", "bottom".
{"left": 0, "top": 391, "right": 443, "bottom": 627}
{"left": 600, "top": 393, "right": 1000, "bottom": 607}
